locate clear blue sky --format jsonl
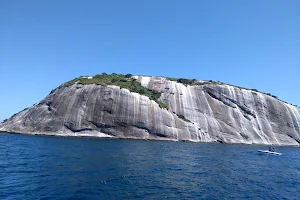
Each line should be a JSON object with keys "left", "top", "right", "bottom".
{"left": 0, "top": 0, "right": 299, "bottom": 121}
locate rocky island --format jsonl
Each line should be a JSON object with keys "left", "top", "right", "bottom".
{"left": 1, "top": 73, "right": 299, "bottom": 146}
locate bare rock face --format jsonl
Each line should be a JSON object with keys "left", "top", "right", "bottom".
{"left": 1, "top": 76, "right": 299, "bottom": 146}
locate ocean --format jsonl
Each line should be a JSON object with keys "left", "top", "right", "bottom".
{"left": 0, "top": 133, "right": 299, "bottom": 199}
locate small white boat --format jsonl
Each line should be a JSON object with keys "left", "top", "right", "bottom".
{"left": 257, "top": 150, "right": 282, "bottom": 156}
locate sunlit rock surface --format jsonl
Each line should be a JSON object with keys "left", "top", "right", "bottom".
{"left": 1, "top": 76, "right": 299, "bottom": 146}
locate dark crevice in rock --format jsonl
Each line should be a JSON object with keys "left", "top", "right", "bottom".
{"left": 205, "top": 89, "right": 235, "bottom": 108}
{"left": 133, "top": 123, "right": 167, "bottom": 138}
{"left": 225, "top": 97, "right": 256, "bottom": 118}
{"left": 103, "top": 109, "right": 113, "bottom": 114}
{"left": 204, "top": 87, "right": 256, "bottom": 119}
{"left": 64, "top": 124, "right": 93, "bottom": 133}
{"left": 172, "top": 111, "right": 193, "bottom": 123}
{"left": 243, "top": 115, "right": 251, "bottom": 121}
{"left": 152, "top": 132, "right": 167, "bottom": 138}
{"left": 233, "top": 102, "right": 256, "bottom": 118}
{"left": 135, "top": 123, "right": 152, "bottom": 133}
{"left": 216, "top": 139, "right": 224, "bottom": 144}
{"left": 176, "top": 114, "right": 192, "bottom": 123}
{"left": 285, "top": 133, "right": 300, "bottom": 143}
{"left": 46, "top": 101, "right": 53, "bottom": 112}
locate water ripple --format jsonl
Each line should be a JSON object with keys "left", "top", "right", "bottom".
{"left": 0, "top": 133, "right": 300, "bottom": 199}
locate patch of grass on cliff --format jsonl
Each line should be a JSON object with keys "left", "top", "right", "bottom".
{"left": 240, "top": 133, "right": 249, "bottom": 140}
{"left": 65, "top": 73, "right": 168, "bottom": 109}
{"left": 177, "top": 114, "right": 191, "bottom": 123}
{"left": 158, "top": 103, "right": 168, "bottom": 109}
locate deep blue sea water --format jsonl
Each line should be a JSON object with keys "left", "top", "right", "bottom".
{"left": 0, "top": 133, "right": 300, "bottom": 200}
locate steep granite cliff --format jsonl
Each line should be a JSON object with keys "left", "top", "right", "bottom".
{"left": 1, "top": 74, "right": 299, "bottom": 146}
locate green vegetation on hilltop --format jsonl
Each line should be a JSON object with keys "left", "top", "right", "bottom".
{"left": 65, "top": 73, "right": 297, "bottom": 109}
{"left": 166, "top": 77, "right": 178, "bottom": 82}
{"left": 166, "top": 77, "right": 220, "bottom": 86}
{"left": 166, "top": 76, "right": 283, "bottom": 101}
{"left": 65, "top": 73, "right": 168, "bottom": 109}
{"left": 166, "top": 77, "right": 198, "bottom": 85}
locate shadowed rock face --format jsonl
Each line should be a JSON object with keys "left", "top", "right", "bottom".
{"left": 1, "top": 76, "right": 299, "bottom": 146}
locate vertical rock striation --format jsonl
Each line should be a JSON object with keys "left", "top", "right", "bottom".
{"left": 0, "top": 75, "right": 299, "bottom": 146}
